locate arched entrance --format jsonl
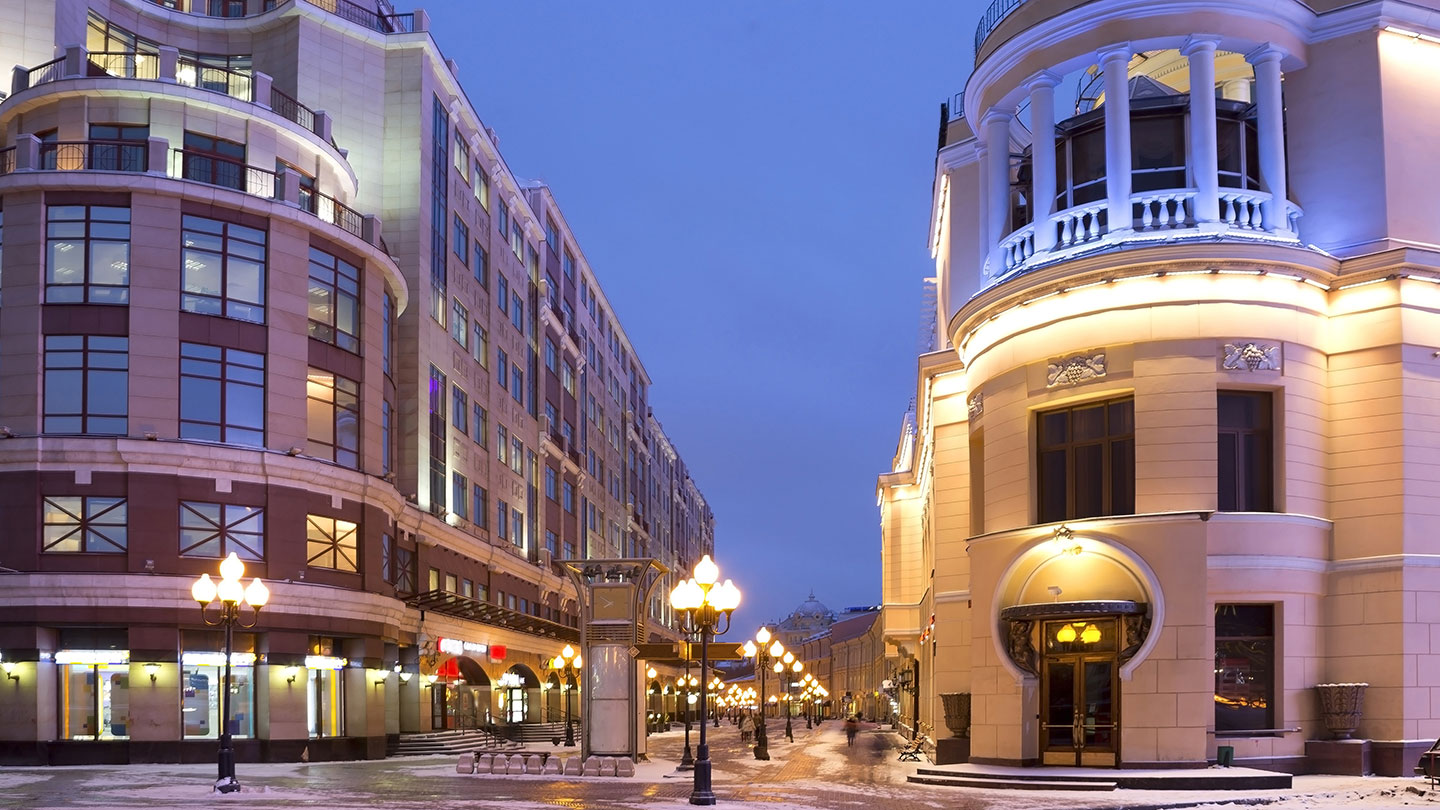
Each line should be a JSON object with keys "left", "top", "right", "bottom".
{"left": 499, "top": 664, "right": 541, "bottom": 724}
{"left": 993, "top": 530, "right": 1161, "bottom": 767}
{"left": 431, "top": 656, "right": 491, "bottom": 731}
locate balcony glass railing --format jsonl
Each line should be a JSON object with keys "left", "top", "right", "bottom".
{"left": 42, "top": 139, "right": 149, "bottom": 172}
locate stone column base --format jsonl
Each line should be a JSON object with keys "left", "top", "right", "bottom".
{"left": 1305, "top": 739, "right": 1370, "bottom": 775}
{"left": 934, "top": 737, "right": 970, "bottom": 765}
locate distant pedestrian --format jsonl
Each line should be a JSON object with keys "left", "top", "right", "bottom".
{"left": 739, "top": 712, "right": 752, "bottom": 744}
{"left": 844, "top": 715, "right": 859, "bottom": 747}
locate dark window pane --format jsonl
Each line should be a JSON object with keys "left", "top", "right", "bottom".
{"left": 1073, "top": 444, "right": 1104, "bottom": 518}
{"left": 1041, "top": 412, "right": 1068, "bottom": 446}
{"left": 1039, "top": 450, "right": 1068, "bottom": 523}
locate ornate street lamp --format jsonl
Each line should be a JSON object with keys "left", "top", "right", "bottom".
{"left": 741, "top": 629, "right": 784, "bottom": 760}
{"left": 549, "top": 645, "right": 581, "bottom": 746}
{"left": 646, "top": 666, "right": 659, "bottom": 734}
{"left": 709, "top": 677, "right": 724, "bottom": 727}
{"left": 677, "top": 672, "right": 699, "bottom": 771}
{"left": 668, "top": 554, "right": 741, "bottom": 807}
{"left": 191, "top": 553, "right": 268, "bottom": 794}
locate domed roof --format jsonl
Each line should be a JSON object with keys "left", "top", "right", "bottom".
{"left": 778, "top": 591, "right": 836, "bottom": 632}
{"left": 792, "top": 591, "right": 832, "bottom": 619}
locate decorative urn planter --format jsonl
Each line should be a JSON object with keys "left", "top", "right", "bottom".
{"left": 940, "top": 692, "right": 971, "bottom": 739}
{"left": 1315, "top": 683, "right": 1368, "bottom": 740}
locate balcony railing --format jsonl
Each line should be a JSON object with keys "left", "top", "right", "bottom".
{"left": 302, "top": 0, "right": 417, "bottom": 34}
{"left": 270, "top": 86, "right": 317, "bottom": 134}
{"left": 41, "top": 139, "right": 149, "bottom": 172}
{"left": 176, "top": 58, "right": 252, "bottom": 101}
{"left": 25, "top": 57, "right": 65, "bottom": 89}
{"left": 174, "top": 148, "right": 277, "bottom": 198}
{"left": 974, "top": 0, "right": 1024, "bottom": 56}
{"left": 87, "top": 51, "right": 160, "bottom": 80}
{"left": 305, "top": 189, "right": 364, "bottom": 238}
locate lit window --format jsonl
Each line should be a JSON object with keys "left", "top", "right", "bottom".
{"left": 307, "top": 247, "right": 361, "bottom": 353}
{"left": 305, "top": 368, "right": 360, "bottom": 468}
{"left": 46, "top": 204, "right": 131, "bottom": 304}
{"left": 306, "top": 515, "right": 358, "bottom": 572}
{"left": 42, "top": 496, "right": 127, "bottom": 553}
{"left": 181, "top": 215, "right": 265, "bottom": 323}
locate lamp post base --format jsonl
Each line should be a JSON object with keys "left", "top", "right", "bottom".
{"left": 213, "top": 777, "right": 241, "bottom": 794}
{"left": 688, "top": 752, "right": 716, "bottom": 805}
{"left": 678, "top": 741, "right": 695, "bottom": 771}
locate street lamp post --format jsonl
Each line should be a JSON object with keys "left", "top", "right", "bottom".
{"left": 782, "top": 654, "right": 800, "bottom": 742}
{"left": 709, "top": 677, "right": 723, "bottom": 727}
{"left": 646, "top": 666, "right": 659, "bottom": 734}
{"left": 190, "top": 553, "right": 269, "bottom": 794}
{"left": 549, "top": 645, "right": 580, "bottom": 747}
{"left": 740, "top": 629, "right": 785, "bottom": 760}
{"left": 678, "top": 670, "right": 697, "bottom": 771}
{"left": 668, "top": 555, "right": 741, "bottom": 807}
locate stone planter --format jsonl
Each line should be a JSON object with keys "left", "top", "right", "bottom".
{"left": 1316, "top": 683, "right": 1368, "bottom": 740}
{"left": 940, "top": 692, "right": 971, "bottom": 739}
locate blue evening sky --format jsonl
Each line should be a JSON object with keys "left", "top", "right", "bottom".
{"left": 427, "top": 0, "right": 988, "bottom": 637}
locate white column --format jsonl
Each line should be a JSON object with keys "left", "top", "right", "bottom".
{"left": 982, "top": 111, "right": 1014, "bottom": 272}
{"left": 1248, "top": 45, "right": 1289, "bottom": 233}
{"left": 975, "top": 141, "right": 990, "bottom": 276}
{"left": 1182, "top": 36, "right": 1221, "bottom": 225}
{"left": 1100, "top": 45, "right": 1133, "bottom": 234}
{"left": 1027, "top": 72, "right": 1061, "bottom": 252}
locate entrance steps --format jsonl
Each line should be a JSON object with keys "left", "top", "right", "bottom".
{"left": 908, "top": 764, "right": 1292, "bottom": 792}
{"left": 388, "top": 729, "right": 524, "bottom": 757}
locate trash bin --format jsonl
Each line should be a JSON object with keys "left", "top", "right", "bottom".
{"left": 1216, "top": 745, "right": 1235, "bottom": 767}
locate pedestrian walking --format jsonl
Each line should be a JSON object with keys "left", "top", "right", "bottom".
{"left": 739, "top": 711, "right": 752, "bottom": 744}
{"left": 844, "top": 715, "right": 859, "bottom": 747}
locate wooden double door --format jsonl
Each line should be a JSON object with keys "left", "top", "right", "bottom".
{"left": 1039, "top": 618, "right": 1119, "bottom": 767}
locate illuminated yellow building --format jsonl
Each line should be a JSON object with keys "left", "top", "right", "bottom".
{"left": 880, "top": 0, "right": 1440, "bottom": 776}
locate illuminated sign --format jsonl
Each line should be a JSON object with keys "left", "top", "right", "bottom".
{"left": 304, "top": 655, "right": 348, "bottom": 670}
{"left": 437, "top": 637, "right": 488, "bottom": 657}
{"left": 490, "top": 644, "right": 506, "bottom": 661}
{"left": 181, "top": 652, "right": 257, "bottom": 667}
{"left": 55, "top": 650, "right": 130, "bottom": 666}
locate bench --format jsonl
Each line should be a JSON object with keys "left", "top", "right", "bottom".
{"left": 1419, "top": 739, "right": 1440, "bottom": 787}
{"left": 898, "top": 735, "right": 927, "bottom": 762}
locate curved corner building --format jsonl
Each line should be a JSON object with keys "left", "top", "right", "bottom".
{"left": 0, "top": 0, "right": 714, "bottom": 764}
{"left": 880, "top": 0, "right": 1440, "bottom": 775}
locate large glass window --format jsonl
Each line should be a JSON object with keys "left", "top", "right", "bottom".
{"left": 428, "top": 365, "right": 447, "bottom": 514}
{"left": 1130, "top": 113, "right": 1187, "bottom": 192}
{"left": 60, "top": 658, "right": 130, "bottom": 739}
{"left": 307, "top": 248, "right": 360, "bottom": 353}
{"left": 46, "top": 205, "right": 131, "bottom": 304}
{"left": 1214, "top": 604, "right": 1275, "bottom": 733}
{"left": 307, "top": 666, "right": 345, "bottom": 738}
{"left": 181, "top": 652, "right": 254, "bottom": 739}
{"left": 44, "top": 336, "right": 128, "bottom": 434}
{"left": 1218, "top": 391, "right": 1274, "bottom": 512}
{"left": 306, "top": 515, "right": 358, "bottom": 572}
{"left": 180, "top": 132, "right": 246, "bottom": 191}
{"left": 452, "top": 472, "right": 468, "bottom": 520}
{"left": 305, "top": 369, "right": 359, "bottom": 468}
{"left": 452, "top": 385, "right": 469, "bottom": 434}
{"left": 179, "top": 343, "right": 264, "bottom": 446}
{"left": 179, "top": 501, "right": 263, "bottom": 560}
{"left": 181, "top": 215, "right": 266, "bottom": 323}
{"left": 1036, "top": 397, "right": 1134, "bottom": 523}
{"left": 42, "top": 496, "right": 127, "bottom": 553}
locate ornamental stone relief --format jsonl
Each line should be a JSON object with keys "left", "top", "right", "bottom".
{"left": 1046, "top": 352, "right": 1106, "bottom": 388}
{"left": 967, "top": 392, "right": 984, "bottom": 420}
{"left": 1222, "top": 342, "right": 1281, "bottom": 372}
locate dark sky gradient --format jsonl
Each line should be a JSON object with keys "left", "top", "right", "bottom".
{"left": 427, "top": 0, "right": 987, "bottom": 637}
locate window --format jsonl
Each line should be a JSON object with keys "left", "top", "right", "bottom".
{"left": 46, "top": 204, "right": 131, "bottom": 304}
{"left": 474, "top": 243, "right": 488, "bottom": 288}
{"left": 453, "top": 215, "right": 469, "bottom": 266}
{"left": 461, "top": 579, "right": 473, "bottom": 598}
{"left": 497, "top": 201, "right": 509, "bottom": 240}
{"left": 497, "top": 498, "right": 509, "bottom": 541}
{"left": 429, "top": 568, "right": 440, "bottom": 591}
{"left": 562, "top": 362, "right": 575, "bottom": 396}
{"left": 1036, "top": 397, "right": 1134, "bottom": 523}
{"left": 428, "top": 365, "right": 447, "bottom": 513}
{"left": 546, "top": 467, "right": 558, "bottom": 501}
{"left": 452, "top": 472, "right": 468, "bottom": 520}
{"left": 546, "top": 530, "right": 559, "bottom": 556}
{"left": 307, "top": 248, "right": 360, "bottom": 353}
{"left": 562, "top": 248, "right": 575, "bottom": 280}
{"left": 181, "top": 215, "right": 266, "bottom": 323}
{"left": 473, "top": 324, "right": 487, "bottom": 367}
{"left": 510, "top": 436, "right": 524, "bottom": 475}
{"left": 180, "top": 343, "right": 264, "bottom": 446}
{"left": 497, "top": 425, "right": 509, "bottom": 464}
{"left": 563, "top": 481, "right": 575, "bottom": 514}
{"left": 497, "top": 274, "right": 509, "bottom": 314}
{"left": 474, "top": 404, "right": 488, "bottom": 448}
{"left": 545, "top": 338, "right": 558, "bottom": 374}
{"left": 545, "top": 402, "right": 558, "bottom": 435}
{"left": 511, "top": 293, "right": 524, "bottom": 332}
{"left": 180, "top": 132, "right": 246, "bottom": 191}
{"left": 511, "top": 365, "right": 524, "bottom": 405}
{"left": 1218, "top": 391, "right": 1273, "bottom": 512}
{"left": 452, "top": 385, "right": 469, "bottom": 434}
{"left": 473, "top": 485, "right": 488, "bottom": 530}
{"left": 382, "top": 291, "right": 394, "bottom": 376}
{"left": 306, "top": 515, "right": 358, "bottom": 572}
{"left": 475, "top": 165, "right": 490, "bottom": 210}
{"left": 510, "top": 221, "right": 523, "bottom": 260}
{"left": 451, "top": 300, "right": 468, "bottom": 348}
{"left": 42, "top": 496, "right": 127, "bottom": 553}
{"left": 1214, "top": 604, "right": 1274, "bottom": 733}
{"left": 305, "top": 369, "right": 360, "bottom": 468}
{"left": 382, "top": 399, "right": 394, "bottom": 476}
{"left": 545, "top": 217, "right": 559, "bottom": 253}
{"left": 497, "top": 349, "right": 509, "bottom": 389}
{"left": 395, "top": 547, "right": 416, "bottom": 594}
{"left": 44, "top": 336, "right": 128, "bottom": 434}
{"left": 180, "top": 501, "right": 263, "bottom": 560}
{"left": 453, "top": 135, "right": 469, "bottom": 182}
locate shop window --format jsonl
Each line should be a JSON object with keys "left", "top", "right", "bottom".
{"left": 1036, "top": 397, "right": 1134, "bottom": 523}
{"left": 307, "top": 666, "right": 345, "bottom": 738}
{"left": 305, "top": 369, "right": 360, "bottom": 468}
{"left": 42, "top": 496, "right": 127, "bottom": 553}
{"left": 1214, "top": 604, "right": 1275, "bottom": 733}
{"left": 181, "top": 651, "right": 254, "bottom": 738}
{"left": 305, "top": 515, "right": 358, "bottom": 572}
{"left": 179, "top": 501, "right": 264, "bottom": 561}
{"left": 181, "top": 215, "right": 266, "bottom": 323}
{"left": 58, "top": 651, "right": 131, "bottom": 739}
{"left": 45, "top": 204, "right": 131, "bottom": 304}
{"left": 1218, "top": 391, "right": 1274, "bottom": 512}
{"left": 307, "top": 247, "right": 361, "bottom": 353}
{"left": 180, "top": 343, "right": 265, "bottom": 446}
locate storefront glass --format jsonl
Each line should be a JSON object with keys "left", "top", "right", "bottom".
{"left": 181, "top": 652, "right": 254, "bottom": 738}
{"left": 57, "top": 650, "right": 130, "bottom": 740}
{"left": 306, "top": 658, "right": 346, "bottom": 738}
